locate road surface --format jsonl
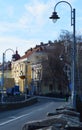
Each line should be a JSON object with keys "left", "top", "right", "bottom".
{"left": 0, "top": 97, "right": 66, "bottom": 130}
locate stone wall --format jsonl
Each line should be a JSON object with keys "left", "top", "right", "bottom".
{"left": 22, "top": 105, "right": 82, "bottom": 130}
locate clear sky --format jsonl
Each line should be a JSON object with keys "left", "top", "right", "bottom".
{"left": 0, "top": 0, "right": 82, "bottom": 62}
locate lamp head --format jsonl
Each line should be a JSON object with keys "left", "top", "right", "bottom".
{"left": 49, "top": 11, "right": 60, "bottom": 23}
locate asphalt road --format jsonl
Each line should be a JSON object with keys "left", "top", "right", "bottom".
{"left": 0, "top": 97, "right": 66, "bottom": 130}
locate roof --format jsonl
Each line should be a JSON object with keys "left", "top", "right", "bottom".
{"left": 20, "top": 45, "right": 45, "bottom": 60}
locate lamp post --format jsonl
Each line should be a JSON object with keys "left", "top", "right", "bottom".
{"left": 50, "top": 1, "right": 76, "bottom": 109}
{"left": 1, "top": 48, "right": 14, "bottom": 103}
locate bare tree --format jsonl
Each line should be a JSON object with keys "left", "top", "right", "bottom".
{"left": 58, "top": 30, "right": 82, "bottom": 95}
{"left": 42, "top": 42, "right": 68, "bottom": 92}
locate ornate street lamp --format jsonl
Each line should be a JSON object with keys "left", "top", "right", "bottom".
{"left": 50, "top": 1, "right": 76, "bottom": 109}
{"left": 1, "top": 48, "right": 14, "bottom": 103}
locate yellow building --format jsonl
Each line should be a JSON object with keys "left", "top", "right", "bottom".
{"left": 11, "top": 44, "right": 53, "bottom": 94}
{"left": 11, "top": 58, "right": 31, "bottom": 92}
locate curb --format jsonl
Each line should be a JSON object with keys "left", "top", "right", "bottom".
{"left": 0, "top": 96, "right": 38, "bottom": 111}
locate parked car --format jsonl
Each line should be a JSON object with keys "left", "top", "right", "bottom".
{"left": 13, "top": 85, "right": 20, "bottom": 95}
{"left": 6, "top": 85, "right": 20, "bottom": 96}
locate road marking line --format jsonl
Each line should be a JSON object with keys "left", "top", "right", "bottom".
{"left": 0, "top": 111, "right": 33, "bottom": 126}
{"left": 0, "top": 103, "right": 49, "bottom": 127}
{"left": 0, "top": 102, "right": 62, "bottom": 126}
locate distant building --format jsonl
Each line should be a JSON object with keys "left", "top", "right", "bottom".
{"left": 0, "top": 50, "right": 21, "bottom": 90}
{"left": 12, "top": 50, "right": 20, "bottom": 61}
